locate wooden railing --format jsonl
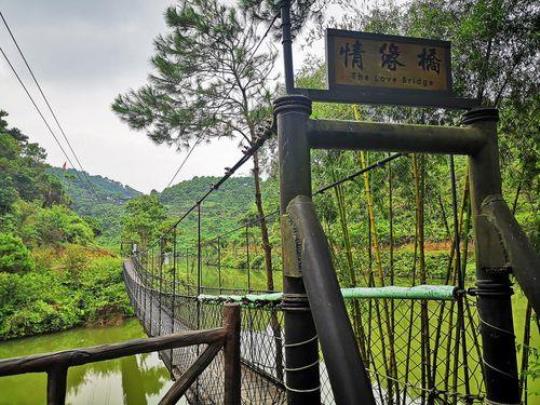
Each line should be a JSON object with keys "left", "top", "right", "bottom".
{"left": 0, "top": 303, "right": 241, "bottom": 405}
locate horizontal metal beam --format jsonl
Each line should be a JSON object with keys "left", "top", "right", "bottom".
{"left": 295, "top": 88, "right": 479, "bottom": 109}
{"left": 307, "top": 119, "right": 486, "bottom": 155}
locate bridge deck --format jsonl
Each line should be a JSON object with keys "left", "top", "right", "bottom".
{"left": 123, "top": 260, "right": 287, "bottom": 404}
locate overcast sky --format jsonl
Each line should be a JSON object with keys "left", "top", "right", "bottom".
{"left": 0, "top": 0, "right": 281, "bottom": 193}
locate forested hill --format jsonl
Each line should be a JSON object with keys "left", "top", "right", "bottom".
{"left": 160, "top": 176, "right": 255, "bottom": 214}
{"left": 49, "top": 167, "right": 141, "bottom": 207}
{"left": 50, "top": 171, "right": 260, "bottom": 244}
{"left": 160, "top": 176, "right": 258, "bottom": 238}
{"left": 49, "top": 167, "right": 141, "bottom": 245}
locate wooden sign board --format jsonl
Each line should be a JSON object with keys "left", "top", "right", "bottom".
{"left": 325, "top": 29, "right": 454, "bottom": 101}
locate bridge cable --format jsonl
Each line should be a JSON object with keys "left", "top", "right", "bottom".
{"left": 163, "top": 12, "right": 279, "bottom": 189}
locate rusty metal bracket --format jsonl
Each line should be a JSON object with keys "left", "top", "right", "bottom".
{"left": 281, "top": 214, "right": 302, "bottom": 278}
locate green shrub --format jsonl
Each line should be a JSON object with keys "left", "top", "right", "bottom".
{"left": 0, "top": 255, "right": 132, "bottom": 340}
{"left": 62, "top": 244, "right": 89, "bottom": 283}
{"left": 0, "top": 233, "right": 33, "bottom": 273}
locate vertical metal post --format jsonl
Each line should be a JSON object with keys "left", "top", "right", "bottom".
{"left": 197, "top": 203, "right": 202, "bottom": 330}
{"left": 196, "top": 203, "right": 202, "bottom": 402}
{"left": 281, "top": 0, "right": 294, "bottom": 93}
{"left": 142, "top": 249, "right": 147, "bottom": 329}
{"left": 245, "top": 225, "right": 251, "bottom": 292}
{"left": 274, "top": 95, "right": 320, "bottom": 404}
{"left": 159, "top": 238, "right": 163, "bottom": 337}
{"left": 149, "top": 247, "right": 154, "bottom": 336}
{"left": 465, "top": 108, "right": 520, "bottom": 404}
{"left": 171, "top": 226, "right": 177, "bottom": 362}
{"left": 217, "top": 237, "right": 222, "bottom": 294}
{"left": 186, "top": 247, "right": 190, "bottom": 294}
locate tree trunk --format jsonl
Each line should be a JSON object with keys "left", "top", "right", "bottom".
{"left": 251, "top": 150, "right": 274, "bottom": 291}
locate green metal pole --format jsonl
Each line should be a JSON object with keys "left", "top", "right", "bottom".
{"left": 465, "top": 108, "right": 520, "bottom": 404}
{"left": 274, "top": 95, "right": 320, "bottom": 404}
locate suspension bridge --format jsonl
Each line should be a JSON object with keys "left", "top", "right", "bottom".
{"left": 1, "top": 97, "right": 538, "bottom": 405}
{"left": 0, "top": 6, "right": 538, "bottom": 404}
{"left": 115, "top": 98, "right": 540, "bottom": 404}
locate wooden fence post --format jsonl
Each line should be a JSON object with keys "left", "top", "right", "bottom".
{"left": 47, "top": 364, "right": 67, "bottom": 405}
{"left": 223, "top": 303, "right": 241, "bottom": 404}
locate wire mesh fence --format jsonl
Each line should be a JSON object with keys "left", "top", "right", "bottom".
{"left": 124, "top": 256, "right": 491, "bottom": 405}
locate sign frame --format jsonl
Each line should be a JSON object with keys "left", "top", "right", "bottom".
{"left": 326, "top": 28, "right": 453, "bottom": 97}
{"left": 292, "top": 28, "right": 478, "bottom": 109}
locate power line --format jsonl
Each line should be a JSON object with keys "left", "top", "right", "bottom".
{"left": 0, "top": 45, "right": 91, "bottom": 192}
{"left": 0, "top": 11, "right": 100, "bottom": 201}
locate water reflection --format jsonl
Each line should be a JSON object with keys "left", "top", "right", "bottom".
{"left": 0, "top": 319, "right": 174, "bottom": 405}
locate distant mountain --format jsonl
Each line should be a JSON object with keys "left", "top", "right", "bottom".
{"left": 49, "top": 170, "right": 268, "bottom": 246}
{"left": 49, "top": 167, "right": 142, "bottom": 245}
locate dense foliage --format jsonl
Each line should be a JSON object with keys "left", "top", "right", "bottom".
{"left": 121, "top": 193, "right": 167, "bottom": 252}
{"left": 0, "top": 233, "right": 33, "bottom": 274}
{"left": 49, "top": 167, "right": 141, "bottom": 246}
{"left": 0, "top": 112, "right": 132, "bottom": 339}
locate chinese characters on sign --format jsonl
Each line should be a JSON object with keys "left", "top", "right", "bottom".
{"left": 329, "top": 30, "right": 450, "bottom": 92}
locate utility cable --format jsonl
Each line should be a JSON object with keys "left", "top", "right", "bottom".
{"left": 0, "top": 11, "right": 100, "bottom": 200}
{"left": 0, "top": 45, "right": 90, "bottom": 191}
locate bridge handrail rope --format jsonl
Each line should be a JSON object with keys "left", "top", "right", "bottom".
{"left": 196, "top": 285, "right": 458, "bottom": 305}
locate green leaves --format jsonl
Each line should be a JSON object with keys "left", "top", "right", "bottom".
{"left": 122, "top": 194, "right": 167, "bottom": 250}
{"left": 0, "top": 233, "right": 33, "bottom": 274}
{"left": 0, "top": 256, "right": 132, "bottom": 340}
{"left": 112, "top": 0, "right": 276, "bottom": 149}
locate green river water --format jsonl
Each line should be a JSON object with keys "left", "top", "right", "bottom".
{"left": 0, "top": 319, "right": 176, "bottom": 405}
{"left": 0, "top": 288, "right": 538, "bottom": 404}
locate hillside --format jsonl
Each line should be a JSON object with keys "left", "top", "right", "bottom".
{"left": 49, "top": 167, "right": 142, "bottom": 245}
{"left": 48, "top": 171, "right": 261, "bottom": 245}
{"left": 159, "top": 176, "right": 258, "bottom": 240}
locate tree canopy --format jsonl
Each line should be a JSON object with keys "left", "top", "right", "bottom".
{"left": 112, "top": 0, "right": 276, "bottom": 149}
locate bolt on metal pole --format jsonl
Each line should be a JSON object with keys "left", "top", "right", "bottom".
{"left": 274, "top": 95, "right": 320, "bottom": 404}
{"left": 465, "top": 108, "right": 520, "bottom": 404}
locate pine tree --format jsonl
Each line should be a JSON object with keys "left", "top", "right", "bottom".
{"left": 112, "top": 0, "right": 278, "bottom": 290}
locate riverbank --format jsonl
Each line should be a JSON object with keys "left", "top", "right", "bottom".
{"left": 0, "top": 319, "right": 175, "bottom": 405}
{"left": 0, "top": 252, "right": 133, "bottom": 341}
